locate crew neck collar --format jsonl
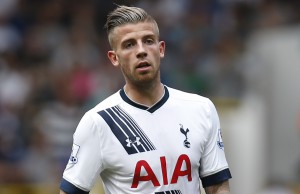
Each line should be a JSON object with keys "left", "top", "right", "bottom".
{"left": 119, "top": 85, "right": 169, "bottom": 113}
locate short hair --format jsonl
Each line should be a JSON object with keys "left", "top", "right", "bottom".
{"left": 105, "top": 5, "right": 159, "bottom": 48}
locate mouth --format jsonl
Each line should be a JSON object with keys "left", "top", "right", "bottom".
{"left": 136, "top": 61, "right": 151, "bottom": 69}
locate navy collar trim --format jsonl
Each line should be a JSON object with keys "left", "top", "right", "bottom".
{"left": 120, "top": 86, "right": 169, "bottom": 113}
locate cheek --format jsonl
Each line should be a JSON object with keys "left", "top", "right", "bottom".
{"left": 154, "top": 50, "right": 163, "bottom": 62}
{"left": 119, "top": 52, "right": 136, "bottom": 67}
{"left": 118, "top": 56, "right": 132, "bottom": 73}
{"left": 118, "top": 51, "right": 132, "bottom": 63}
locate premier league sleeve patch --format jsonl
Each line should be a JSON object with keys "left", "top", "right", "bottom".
{"left": 217, "top": 129, "right": 224, "bottom": 150}
{"left": 69, "top": 143, "right": 80, "bottom": 164}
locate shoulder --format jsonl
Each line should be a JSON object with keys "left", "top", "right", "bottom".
{"left": 166, "top": 86, "right": 214, "bottom": 109}
{"left": 166, "top": 86, "right": 218, "bottom": 119}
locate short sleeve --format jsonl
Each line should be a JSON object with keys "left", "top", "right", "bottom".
{"left": 60, "top": 112, "right": 103, "bottom": 192}
{"left": 199, "top": 99, "right": 232, "bottom": 187}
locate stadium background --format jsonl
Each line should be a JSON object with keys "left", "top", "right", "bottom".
{"left": 0, "top": 0, "right": 300, "bottom": 193}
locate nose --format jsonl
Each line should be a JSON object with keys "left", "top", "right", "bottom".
{"left": 136, "top": 42, "right": 147, "bottom": 59}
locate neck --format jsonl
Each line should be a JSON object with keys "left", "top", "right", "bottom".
{"left": 124, "top": 82, "right": 164, "bottom": 107}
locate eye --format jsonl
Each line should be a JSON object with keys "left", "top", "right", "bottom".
{"left": 145, "top": 38, "right": 154, "bottom": 45}
{"left": 125, "top": 42, "right": 134, "bottom": 49}
{"left": 123, "top": 40, "right": 135, "bottom": 49}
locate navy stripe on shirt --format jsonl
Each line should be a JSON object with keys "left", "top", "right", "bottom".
{"left": 113, "top": 106, "right": 156, "bottom": 150}
{"left": 155, "top": 190, "right": 182, "bottom": 194}
{"left": 201, "top": 168, "right": 232, "bottom": 187}
{"left": 98, "top": 105, "right": 156, "bottom": 155}
{"left": 60, "top": 178, "right": 88, "bottom": 194}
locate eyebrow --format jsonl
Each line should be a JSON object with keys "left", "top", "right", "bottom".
{"left": 120, "top": 33, "right": 157, "bottom": 47}
{"left": 122, "top": 34, "right": 156, "bottom": 43}
{"left": 143, "top": 34, "right": 156, "bottom": 40}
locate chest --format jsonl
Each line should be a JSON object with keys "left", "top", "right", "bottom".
{"left": 99, "top": 105, "right": 210, "bottom": 187}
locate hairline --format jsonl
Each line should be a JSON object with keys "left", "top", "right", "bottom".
{"left": 105, "top": 6, "right": 160, "bottom": 49}
{"left": 108, "top": 20, "right": 160, "bottom": 50}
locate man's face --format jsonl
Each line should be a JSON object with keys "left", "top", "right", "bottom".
{"left": 108, "top": 22, "right": 165, "bottom": 86}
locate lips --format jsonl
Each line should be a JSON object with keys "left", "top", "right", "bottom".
{"left": 136, "top": 61, "right": 151, "bottom": 69}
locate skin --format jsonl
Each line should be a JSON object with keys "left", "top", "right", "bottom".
{"left": 60, "top": 22, "right": 165, "bottom": 194}
{"left": 59, "top": 21, "right": 230, "bottom": 194}
{"left": 205, "top": 180, "right": 230, "bottom": 194}
{"left": 107, "top": 21, "right": 165, "bottom": 106}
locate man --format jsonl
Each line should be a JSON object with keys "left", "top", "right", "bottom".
{"left": 60, "top": 5, "right": 232, "bottom": 194}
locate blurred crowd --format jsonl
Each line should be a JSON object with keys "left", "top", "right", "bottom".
{"left": 0, "top": 0, "right": 299, "bottom": 186}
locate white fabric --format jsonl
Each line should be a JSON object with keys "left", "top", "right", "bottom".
{"left": 62, "top": 86, "right": 229, "bottom": 193}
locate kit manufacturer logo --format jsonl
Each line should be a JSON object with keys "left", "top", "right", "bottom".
{"left": 126, "top": 136, "right": 141, "bottom": 147}
{"left": 98, "top": 105, "right": 156, "bottom": 155}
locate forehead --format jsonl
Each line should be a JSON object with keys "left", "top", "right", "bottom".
{"left": 110, "top": 22, "right": 158, "bottom": 44}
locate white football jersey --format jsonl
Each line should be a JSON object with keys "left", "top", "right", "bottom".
{"left": 60, "top": 86, "right": 231, "bottom": 194}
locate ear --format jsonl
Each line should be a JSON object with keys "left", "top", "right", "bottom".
{"left": 107, "top": 50, "right": 119, "bottom": 67}
{"left": 159, "top": 41, "right": 166, "bottom": 58}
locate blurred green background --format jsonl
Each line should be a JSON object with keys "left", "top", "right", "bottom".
{"left": 1, "top": 0, "right": 300, "bottom": 193}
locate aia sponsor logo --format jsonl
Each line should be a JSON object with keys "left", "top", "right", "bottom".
{"left": 131, "top": 154, "right": 192, "bottom": 188}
